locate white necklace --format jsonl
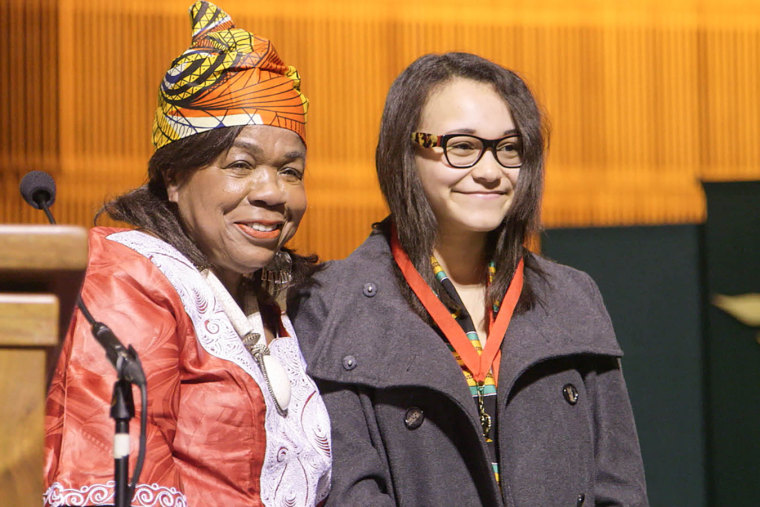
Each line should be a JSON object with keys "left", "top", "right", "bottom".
{"left": 202, "top": 269, "right": 291, "bottom": 416}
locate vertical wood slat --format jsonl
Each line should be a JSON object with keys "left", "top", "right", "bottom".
{"left": 1, "top": 0, "right": 758, "bottom": 260}
{"left": 1, "top": 0, "right": 60, "bottom": 228}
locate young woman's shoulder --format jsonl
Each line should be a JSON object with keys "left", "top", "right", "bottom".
{"left": 524, "top": 252, "right": 622, "bottom": 355}
{"left": 528, "top": 253, "right": 607, "bottom": 305}
{"left": 289, "top": 230, "right": 400, "bottom": 356}
{"left": 311, "top": 230, "right": 394, "bottom": 289}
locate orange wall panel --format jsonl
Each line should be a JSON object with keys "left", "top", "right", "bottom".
{"left": 2, "top": 0, "right": 759, "bottom": 259}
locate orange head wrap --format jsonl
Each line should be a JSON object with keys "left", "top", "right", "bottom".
{"left": 152, "top": 1, "right": 308, "bottom": 149}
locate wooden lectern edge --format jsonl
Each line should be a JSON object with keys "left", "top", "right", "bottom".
{"left": 0, "top": 225, "right": 88, "bottom": 271}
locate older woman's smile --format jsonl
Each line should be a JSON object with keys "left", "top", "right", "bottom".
{"left": 235, "top": 220, "right": 284, "bottom": 239}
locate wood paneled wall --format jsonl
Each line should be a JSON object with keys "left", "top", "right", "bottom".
{"left": 2, "top": 0, "right": 759, "bottom": 260}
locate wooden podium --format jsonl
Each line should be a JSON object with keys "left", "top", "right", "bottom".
{"left": 0, "top": 225, "right": 87, "bottom": 506}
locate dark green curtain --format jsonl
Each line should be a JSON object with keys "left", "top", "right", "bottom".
{"left": 702, "top": 181, "right": 760, "bottom": 506}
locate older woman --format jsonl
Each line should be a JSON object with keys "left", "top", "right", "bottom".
{"left": 291, "top": 52, "right": 647, "bottom": 506}
{"left": 43, "top": 2, "right": 330, "bottom": 505}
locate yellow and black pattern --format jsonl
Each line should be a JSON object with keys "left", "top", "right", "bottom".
{"left": 411, "top": 131, "right": 440, "bottom": 148}
{"left": 152, "top": 1, "right": 308, "bottom": 149}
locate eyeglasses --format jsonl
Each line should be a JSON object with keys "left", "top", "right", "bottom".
{"left": 411, "top": 132, "right": 523, "bottom": 169}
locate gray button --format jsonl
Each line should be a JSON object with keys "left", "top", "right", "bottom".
{"left": 404, "top": 407, "right": 424, "bottom": 429}
{"left": 342, "top": 355, "right": 357, "bottom": 370}
{"left": 362, "top": 282, "right": 377, "bottom": 297}
{"left": 563, "top": 384, "right": 579, "bottom": 405}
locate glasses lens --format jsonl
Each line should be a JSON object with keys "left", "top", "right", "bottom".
{"left": 496, "top": 136, "right": 522, "bottom": 167}
{"left": 445, "top": 136, "right": 483, "bottom": 167}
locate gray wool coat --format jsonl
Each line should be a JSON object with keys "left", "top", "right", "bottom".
{"left": 290, "top": 231, "right": 648, "bottom": 507}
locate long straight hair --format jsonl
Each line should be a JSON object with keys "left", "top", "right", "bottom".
{"left": 98, "top": 125, "right": 317, "bottom": 291}
{"left": 375, "top": 52, "right": 547, "bottom": 315}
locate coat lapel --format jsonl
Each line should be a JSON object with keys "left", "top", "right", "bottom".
{"left": 310, "top": 276, "right": 484, "bottom": 425}
{"left": 496, "top": 268, "right": 624, "bottom": 402}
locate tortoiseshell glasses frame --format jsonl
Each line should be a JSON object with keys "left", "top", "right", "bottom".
{"left": 411, "top": 132, "right": 523, "bottom": 169}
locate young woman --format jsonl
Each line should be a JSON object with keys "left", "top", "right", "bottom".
{"left": 291, "top": 52, "right": 648, "bottom": 506}
{"left": 44, "top": 2, "right": 330, "bottom": 505}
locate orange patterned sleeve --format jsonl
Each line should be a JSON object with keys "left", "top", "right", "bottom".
{"left": 44, "top": 228, "right": 190, "bottom": 506}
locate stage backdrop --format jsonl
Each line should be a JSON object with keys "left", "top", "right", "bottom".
{"left": 2, "top": 0, "right": 760, "bottom": 259}
{"left": 3, "top": 1, "right": 760, "bottom": 505}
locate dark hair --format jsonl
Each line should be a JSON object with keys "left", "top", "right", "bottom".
{"left": 98, "top": 126, "right": 318, "bottom": 293}
{"left": 375, "top": 52, "right": 547, "bottom": 315}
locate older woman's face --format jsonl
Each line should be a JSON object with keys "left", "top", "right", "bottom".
{"left": 167, "top": 125, "right": 306, "bottom": 283}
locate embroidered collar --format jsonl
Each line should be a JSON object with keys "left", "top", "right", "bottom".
{"left": 201, "top": 269, "right": 291, "bottom": 416}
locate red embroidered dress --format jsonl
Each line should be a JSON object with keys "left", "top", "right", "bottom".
{"left": 44, "top": 228, "right": 331, "bottom": 506}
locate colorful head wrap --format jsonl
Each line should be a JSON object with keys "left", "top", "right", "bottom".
{"left": 152, "top": 1, "right": 308, "bottom": 149}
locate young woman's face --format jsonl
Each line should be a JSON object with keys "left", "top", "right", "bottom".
{"left": 167, "top": 125, "right": 307, "bottom": 283}
{"left": 414, "top": 77, "right": 520, "bottom": 238}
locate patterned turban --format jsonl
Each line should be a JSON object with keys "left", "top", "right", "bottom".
{"left": 152, "top": 1, "right": 308, "bottom": 149}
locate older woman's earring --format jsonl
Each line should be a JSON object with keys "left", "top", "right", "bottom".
{"left": 262, "top": 250, "right": 293, "bottom": 298}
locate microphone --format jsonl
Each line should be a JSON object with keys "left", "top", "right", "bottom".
{"left": 20, "top": 170, "right": 56, "bottom": 209}
{"left": 18, "top": 171, "right": 146, "bottom": 386}
{"left": 20, "top": 170, "right": 57, "bottom": 224}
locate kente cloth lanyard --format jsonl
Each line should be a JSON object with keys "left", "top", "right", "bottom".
{"left": 390, "top": 231, "right": 524, "bottom": 385}
{"left": 432, "top": 256, "right": 498, "bottom": 439}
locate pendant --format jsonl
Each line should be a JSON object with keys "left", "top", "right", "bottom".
{"left": 245, "top": 334, "right": 290, "bottom": 417}
{"left": 477, "top": 385, "right": 492, "bottom": 439}
{"left": 242, "top": 332, "right": 261, "bottom": 354}
{"left": 257, "top": 353, "right": 291, "bottom": 416}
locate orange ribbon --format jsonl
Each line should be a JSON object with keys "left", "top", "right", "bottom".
{"left": 390, "top": 229, "right": 524, "bottom": 384}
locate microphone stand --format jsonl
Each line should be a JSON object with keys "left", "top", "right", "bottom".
{"left": 31, "top": 189, "right": 146, "bottom": 507}
{"left": 76, "top": 284, "right": 146, "bottom": 507}
{"left": 112, "top": 379, "right": 135, "bottom": 507}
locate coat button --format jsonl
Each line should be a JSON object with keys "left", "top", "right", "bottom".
{"left": 404, "top": 407, "right": 424, "bottom": 429}
{"left": 362, "top": 282, "right": 377, "bottom": 297}
{"left": 576, "top": 493, "right": 586, "bottom": 506}
{"left": 563, "top": 384, "right": 579, "bottom": 405}
{"left": 342, "top": 355, "right": 357, "bottom": 371}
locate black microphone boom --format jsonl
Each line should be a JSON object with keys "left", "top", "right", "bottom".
{"left": 92, "top": 323, "right": 147, "bottom": 386}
